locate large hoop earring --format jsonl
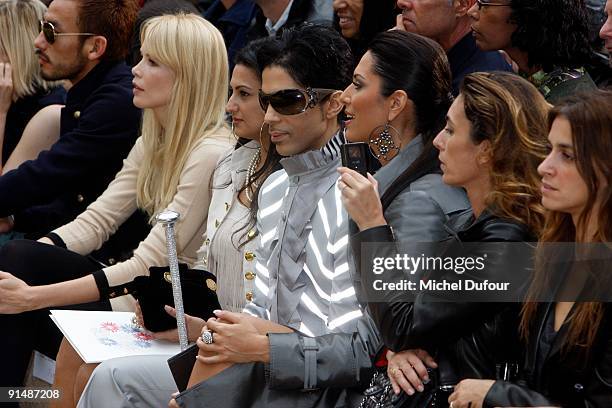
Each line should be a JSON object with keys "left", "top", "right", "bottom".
{"left": 368, "top": 122, "right": 401, "bottom": 162}
{"left": 258, "top": 123, "right": 269, "bottom": 154}
{"left": 259, "top": 123, "right": 266, "bottom": 146}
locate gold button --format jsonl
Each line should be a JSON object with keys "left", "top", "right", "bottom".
{"left": 108, "top": 258, "right": 116, "bottom": 265}
{"left": 206, "top": 278, "right": 217, "bottom": 291}
{"left": 224, "top": 202, "right": 230, "bottom": 212}
{"left": 244, "top": 251, "right": 255, "bottom": 261}
{"left": 247, "top": 229, "right": 256, "bottom": 240}
{"left": 245, "top": 271, "right": 255, "bottom": 280}
{"left": 77, "top": 194, "right": 84, "bottom": 203}
{"left": 164, "top": 271, "right": 172, "bottom": 283}
{"left": 215, "top": 219, "right": 220, "bottom": 228}
{"left": 245, "top": 291, "right": 253, "bottom": 301}
{"left": 73, "top": 110, "right": 81, "bottom": 119}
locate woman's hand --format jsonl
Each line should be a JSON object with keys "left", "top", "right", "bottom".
{"left": 134, "top": 301, "right": 206, "bottom": 343}
{"left": 337, "top": 167, "right": 386, "bottom": 231}
{"left": 387, "top": 349, "right": 438, "bottom": 395}
{"left": 448, "top": 379, "right": 495, "bottom": 408}
{"left": 0, "top": 271, "right": 35, "bottom": 313}
{"left": 195, "top": 310, "right": 269, "bottom": 364}
{"left": 0, "top": 62, "right": 13, "bottom": 114}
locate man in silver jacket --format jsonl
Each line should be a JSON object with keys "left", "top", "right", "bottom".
{"left": 175, "top": 24, "right": 381, "bottom": 408}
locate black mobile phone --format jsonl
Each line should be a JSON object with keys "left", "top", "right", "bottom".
{"left": 341, "top": 142, "right": 369, "bottom": 177}
{"left": 167, "top": 343, "right": 199, "bottom": 391}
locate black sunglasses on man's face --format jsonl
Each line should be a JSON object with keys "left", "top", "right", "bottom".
{"left": 258, "top": 88, "right": 337, "bottom": 115}
{"left": 39, "top": 20, "right": 95, "bottom": 44}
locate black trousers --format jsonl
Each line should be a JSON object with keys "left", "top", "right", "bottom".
{"left": 0, "top": 239, "right": 111, "bottom": 388}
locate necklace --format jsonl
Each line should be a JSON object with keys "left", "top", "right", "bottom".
{"left": 245, "top": 147, "right": 262, "bottom": 202}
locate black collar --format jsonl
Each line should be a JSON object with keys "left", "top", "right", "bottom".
{"left": 65, "top": 60, "right": 118, "bottom": 107}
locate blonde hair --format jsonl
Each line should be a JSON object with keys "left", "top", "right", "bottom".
{"left": 0, "top": 0, "right": 58, "bottom": 99}
{"left": 136, "top": 13, "right": 229, "bottom": 218}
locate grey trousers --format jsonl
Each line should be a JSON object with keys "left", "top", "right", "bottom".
{"left": 77, "top": 355, "right": 177, "bottom": 408}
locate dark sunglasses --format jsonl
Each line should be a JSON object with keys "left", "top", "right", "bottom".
{"left": 258, "top": 87, "right": 337, "bottom": 115}
{"left": 475, "top": 0, "right": 512, "bottom": 9}
{"left": 39, "top": 20, "right": 95, "bottom": 44}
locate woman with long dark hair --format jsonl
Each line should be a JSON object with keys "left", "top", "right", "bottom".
{"left": 345, "top": 70, "right": 549, "bottom": 404}
{"left": 339, "top": 30, "right": 468, "bottom": 246}
{"left": 338, "top": 29, "right": 470, "bottom": 400}
{"left": 450, "top": 89, "right": 612, "bottom": 408}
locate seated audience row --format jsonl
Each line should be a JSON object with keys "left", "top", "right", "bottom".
{"left": 0, "top": 1, "right": 609, "bottom": 407}
{"left": 0, "top": 11, "right": 231, "bottom": 398}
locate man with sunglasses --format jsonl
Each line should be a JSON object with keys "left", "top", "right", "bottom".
{"left": 172, "top": 24, "right": 380, "bottom": 408}
{"left": 0, "top": 0, "right": 141, "bottom": 248}
{"left": 0, "top": 0, "right": 140, "bottom": 390}
{"left": 395, "top": 0, "right": 511, "bottom": 94}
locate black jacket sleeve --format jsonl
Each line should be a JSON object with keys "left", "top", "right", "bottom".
{"left": 362, "top": 220, "right": 532, "bottom": 353}
{"left": 0, "top": 74, "right": 140, "bottom": 218}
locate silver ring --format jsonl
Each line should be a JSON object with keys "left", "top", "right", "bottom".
{"left": 201, "top": 330, "right": 214, "bottom": 344}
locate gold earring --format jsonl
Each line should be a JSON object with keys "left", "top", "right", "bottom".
{"left": 258, "top": 123, "right": 267, "bottom": 146}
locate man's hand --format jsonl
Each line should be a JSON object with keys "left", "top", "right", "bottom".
{"left": 195, "top": 310, "right": 269, "bottom": 364}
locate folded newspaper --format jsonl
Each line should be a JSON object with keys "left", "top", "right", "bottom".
{"left": 50, "top": 310, "right": 181, "bottom": 363}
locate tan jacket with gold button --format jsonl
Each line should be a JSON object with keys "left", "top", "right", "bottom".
{"left": 53, "top": 130, "right": 233, "bottom": 301}
{"left": 194, "top": 141, "right": 260, "bottom": 311}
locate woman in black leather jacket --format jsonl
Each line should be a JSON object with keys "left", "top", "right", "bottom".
{"left": 450, "top": 90, "right": 612, "bottom": 408}
{"left": 346, "top": 72, "right": 550, "bottom": 402}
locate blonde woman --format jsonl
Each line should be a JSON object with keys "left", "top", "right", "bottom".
{"left": 0, "top": 0, "right": 65, "bottom": 172}
{"left": 0, "top": 13, "right": 232, "bottom": 395}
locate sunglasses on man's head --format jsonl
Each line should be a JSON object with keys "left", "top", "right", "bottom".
{"left": 39, "top": 20, "right": 95, "bottom": 44}
{"left": 475, "top": 0, "right": 512, "bottom": 9}
{"left": 258, "top": 88, "right": 337, "bottom": 116}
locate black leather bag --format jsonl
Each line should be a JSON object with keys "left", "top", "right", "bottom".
{"left": 360, "top": 367, "right": 445, "bottom": 408}
{"left": 131, "top": 264, "right": 221, "bottom": 332}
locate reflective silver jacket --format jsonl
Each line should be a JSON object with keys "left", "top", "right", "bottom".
{"left": 244, "top": 131, "right": 380, "bottom": 403}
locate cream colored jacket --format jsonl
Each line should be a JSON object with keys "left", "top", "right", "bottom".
{"left": 53, "top": 130, "right": 233, "bottom": 293}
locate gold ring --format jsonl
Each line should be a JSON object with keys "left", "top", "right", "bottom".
{"left": 389, "top": 367, "right": 399, "bottom": 376}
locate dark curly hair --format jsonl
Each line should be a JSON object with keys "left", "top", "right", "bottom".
{"left": 257, "top": 23, "right": 354, "bottom": 91}
{"left": 509, "top": 0, "right": 593, "bottom": 72}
